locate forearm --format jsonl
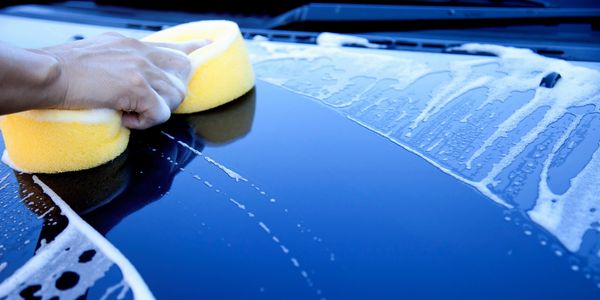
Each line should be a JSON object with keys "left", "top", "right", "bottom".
{"left": 0, "top": 42, "right": 64, "bottom": 115}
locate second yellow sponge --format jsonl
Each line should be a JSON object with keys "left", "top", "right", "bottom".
{"left": 143, "top": 20, "right": 255, "bottom": 113}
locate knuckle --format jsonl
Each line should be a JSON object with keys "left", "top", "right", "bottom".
{"left": 128, "top": 73, "right": 148, "bottom": 90}
{"left": 163, "top": 49, "right": 190, "bottom": 65}
{"left": 119, "top": 91, "right": 141, "bottom": 112}
{"left": 131, "top": 57, "right": 150, "bottom": 69}
{"left": 121, "top": 36, "right": 142, "bottom": 47}
{"left": 179, "top": 58, "right": 192, "bottom": 76}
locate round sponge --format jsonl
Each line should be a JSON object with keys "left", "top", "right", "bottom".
{"left": 0, "top": 109, "right": 129, "bottom": 173}
{"left": 143, "top": 20, "right": 255, "bottom": 113}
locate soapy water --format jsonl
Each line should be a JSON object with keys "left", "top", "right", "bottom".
{"left": 0, "top": 130, "right": 332, "bottom": 299}
{"left": 31, "top": 176, "right": 154, "bottom": 299}
{"left": 0, "top": 168, "right": 145, "bottom": 299}
{"left": 0, "top": 125, "right": 331, "bottom": 300}
{"left": 1, "top": 39, "right": 598, "bottom": 297}
{"left": 159, "top": 131, "right": 329, "bottom": 298}
{"left": 248, "top": 41, "right": 600, "bottom": 272}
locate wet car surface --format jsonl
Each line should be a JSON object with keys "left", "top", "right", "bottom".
{"left": 1, "top": 14, "right": 600, "bottom": 300}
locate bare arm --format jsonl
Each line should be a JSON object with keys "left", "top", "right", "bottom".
{"left": 0, "top": 42, "right": 64, "bottom": 114}
{"left": 0, "top": 33, "right": 208, "bottom": 129}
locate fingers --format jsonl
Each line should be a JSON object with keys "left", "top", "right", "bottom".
{"left": 121, "top": 90, "right": 171, "bottom": 130}
{"left": 120, "top": 64, "right": 186, "bottom": 129}
{"left": 146, "top": 70, "right": 186, "bottom": 111}
{"left": 145, "top": 39, "right": 211, "bottom": 54}
{"left": 146, "top": 47, "right": 192, "bottom": 82}
{"left": 108, "top": 37, "right": 205, "bottom": 129}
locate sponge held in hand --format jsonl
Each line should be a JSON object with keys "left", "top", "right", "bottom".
{"left": 0, "top": 109, "right": 129, "bottom": 174}
{"left": 143, "top": 20, "right": 255, "bottom": 113}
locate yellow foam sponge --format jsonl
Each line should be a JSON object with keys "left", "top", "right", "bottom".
{"left": 0, "top": 109, "right": 129, "bottom": 173}
{"left": 143, "top": 20, "right": 255, "bottom": 113}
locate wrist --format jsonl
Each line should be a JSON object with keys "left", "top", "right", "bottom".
{"left": 26, "top": 48, "right": 67, "bottom": 109}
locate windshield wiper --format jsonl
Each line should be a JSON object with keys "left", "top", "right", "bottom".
{"left": 269, "top": 2, "right": 600, "bottom": 30}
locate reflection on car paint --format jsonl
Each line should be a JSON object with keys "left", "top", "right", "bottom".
{"left": 0, "top": 88, "right": 334, "bottom": 299}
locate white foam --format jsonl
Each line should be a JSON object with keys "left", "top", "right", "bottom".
{"left": 409, "top": 59, "right": 495, "bottom": 129}
{"left": 100, "top": 280, "right": 128, "bottom": 300}
{"left": 250, "top": 41, "right": 600, "bottom": 255}
{"left": 0, "top": 225, "right": 77, "bottom": 296}
{"left": 31, "top": 176, "right": 155, "bottom": 299}
{"left": 160, "top": 127, "right": 324, "bottom": 296}
{"left": 250, "top": 40, "right": 431, "bottom": 99}
{"left": 37, "top": 206, "right": 55, "bottom": 219}
{"left": 258, "top": 221, "right": 271, "bottom": 234}
{"left": 1, "top": 151, "right": 22, "bottom": 173}
{"left": 204, "top": 156, "right": 247, "bottom": 182}
{"left": 228, "top": 198, "right": 246, "bottom": 210}
{"left": 252, "top": 35, "right": 269, "bottom": 42}
{"left": 0, "top": 173, "right": 10, "bottom": 184}
{"left": 529, "top": 146, "right": 600, "bottom": 252}
{"left": 316, "top": 32, "right": 383, "bottom": 49}
{"left": 165, "top": 132, "right": 248, "bottom": 182}
{"left": 290, "top": 258, "right": 300, "bottom": 267}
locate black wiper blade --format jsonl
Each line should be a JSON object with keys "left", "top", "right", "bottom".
{"left": 269, "top": 3, "right": 600, "bottom": 30}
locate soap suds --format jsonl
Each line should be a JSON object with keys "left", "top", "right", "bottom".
{"left": 252, "top": 35, "right": 269, "bottom": 42}
{"left": 100, "top": 279, "right": 129, "bottom": 300}
{"left": 153, "top": 136, "right": 327, "bottom": 297}
{"left": 28, "top": 176, "right": 154, "bottom": 299}
{"left": 316, "top": 32, "right": 384, "bottom": 49}
{"left": 204, "top": 156, "right": 247, "bottom": 182}
{"left": 1, "top": 151, "right": 20, "bottom": 173}
{"left": 0, "top": 173, "right": 10, "bottom": 184}
{"left": 0, "top": 223, "right": 115, "bottom": 299}
{"left": 258, "top": 221, "right": 271, "bottom": 234}
{"left": 164, "top": 131, "right": 247, "bottom": 182}
{"left": 249, "top": 41, "right": 600, "bottom": 257}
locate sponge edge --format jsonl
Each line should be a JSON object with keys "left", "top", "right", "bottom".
{"left": 143, "top": 20, "right": 255, "bottom": 113}
{"left": 0, "top": 109, "right": 129, "bottom": 174}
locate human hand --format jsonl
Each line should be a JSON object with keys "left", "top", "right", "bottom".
{"left": 41, "top": 32, "right": 208, "bottom": 129}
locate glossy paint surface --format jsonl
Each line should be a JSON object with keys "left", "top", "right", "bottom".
{"left": 1, "top": 15, "right": 600, "bottom": 299}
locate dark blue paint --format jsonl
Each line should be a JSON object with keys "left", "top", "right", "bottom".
{"left": 547, "top": 111, "right": 600, "bottom": 195}
{"left": 1, "top": 81, "right": 599, "bottom": 299}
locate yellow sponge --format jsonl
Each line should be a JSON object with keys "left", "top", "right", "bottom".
{"left": 143, "top": 20, "right": 255, "bottom": 113}
{"left": 0, "top": 109, "right": 129, "bottom": 173}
